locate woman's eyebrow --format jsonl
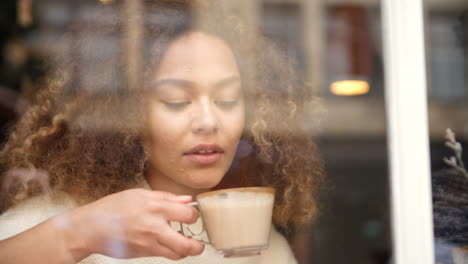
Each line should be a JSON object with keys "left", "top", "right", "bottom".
{"left": 151, "top": 75, "right": 241, "bottom": 91}
{"left": 214, "top": 76, "right": 241, "bottom": 89}
{"left": 152, "top": 79, "right": 194, "bottom": 89}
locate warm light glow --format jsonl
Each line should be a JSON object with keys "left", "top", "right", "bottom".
{"left": 330, "top": 80, "right": 370, "bottom": 96}
{"left": 99, "top": 0, "right": 114, "bottom": 4}
{"left": 18, "top": 0, "right": 32, "bottom": 27}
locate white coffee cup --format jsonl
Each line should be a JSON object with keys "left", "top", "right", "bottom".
{"left": 182, "top": 187, "right": 275, "bottom": 258}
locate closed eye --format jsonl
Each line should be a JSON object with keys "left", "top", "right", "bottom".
{"left": 215, "top": 100, "right": 239, "bottom": 110}
{"left": 160, "top": 101, "right": 191, "bottom": 110}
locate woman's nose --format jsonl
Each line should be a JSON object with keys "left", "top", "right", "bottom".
{"left": 192, "top": 100, "right": 218, "bottom": 134}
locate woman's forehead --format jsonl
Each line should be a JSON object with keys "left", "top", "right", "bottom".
{"left": 152, "top": 31, "right": 240, "bottom": 84}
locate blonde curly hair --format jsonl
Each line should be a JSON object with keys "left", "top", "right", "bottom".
{"left": 0, "top": 0, "right": 323, "bottom": 231}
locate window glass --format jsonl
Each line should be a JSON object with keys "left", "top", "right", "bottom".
{"left": 425, "top": 3, "right": 468, "bottom": 264}
{"left": 0, "top": 1, "right": 395, "bottom": 264}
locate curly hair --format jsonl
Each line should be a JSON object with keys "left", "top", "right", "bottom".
{"left": 0, "top": 0, "right": 323, "bottom": 231}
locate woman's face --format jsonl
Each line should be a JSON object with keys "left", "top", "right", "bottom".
{"left": 145, "top": 32, "right": 245, "bottom": 195}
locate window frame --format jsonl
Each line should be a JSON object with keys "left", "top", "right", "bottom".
{"left": 382, "top": 0, "right": 435, "bottom": 263}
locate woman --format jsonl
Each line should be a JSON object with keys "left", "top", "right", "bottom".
{"left": 0, "top": 1, "right": 323, "bottom": 263}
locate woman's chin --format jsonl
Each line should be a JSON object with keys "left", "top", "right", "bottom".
{"left": 186, "top": 173, "right": 224, "bottom": 191}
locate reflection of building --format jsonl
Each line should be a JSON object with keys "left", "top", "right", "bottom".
{"left": 17, "top": 0, "right": 468, "bottom": 137}
{"left": 0, "top": 1, "right": 467, "bottom": 264}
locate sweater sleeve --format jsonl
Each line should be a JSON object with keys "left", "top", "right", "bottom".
{"left": 0, "top": 194, "right": 77, "bottom": 241}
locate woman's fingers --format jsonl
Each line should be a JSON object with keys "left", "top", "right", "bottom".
{"left": 157, "top": 227, "right": 205, "bottom": 256}
{"left": 150, "top": 242, "right": 184, "bottom": 261}
{"left": 150, "top": 200, "right": 199, "bottom": 224}
{"left": 78, "top": 189, "right": 205, "bottom": 259}
{"left": 148, "top": 190, "right": 192, "bottom": 203}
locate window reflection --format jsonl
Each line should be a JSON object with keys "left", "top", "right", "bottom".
{"left": 0, "top": 1, "right": 322, "bottom": 263}
{"left": 426, "top": 6, "right": 468, "bottom": 264}
{"left": 8, "top": 0, "right": 468, "bottom": 264}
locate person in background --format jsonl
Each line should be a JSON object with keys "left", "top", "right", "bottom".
{"left": 0, "top": 1, "right": 323, "bottom": 263}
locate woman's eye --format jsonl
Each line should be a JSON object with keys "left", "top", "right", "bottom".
{"left": 160, "top": 101, "right": 191, "bottom": 110}
{"left": 215, "top": 100, "right": 239, "bottom": 110}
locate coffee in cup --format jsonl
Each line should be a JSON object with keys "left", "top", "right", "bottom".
{"left": 184, "top": 187, "right": 275, "bottom": 258}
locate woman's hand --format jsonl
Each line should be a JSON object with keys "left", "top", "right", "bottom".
{"left": 60, "top": 189, "right": 204, "bottom": 262}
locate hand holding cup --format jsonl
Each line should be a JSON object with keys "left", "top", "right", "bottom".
{"left": 61, "top": 189, "right": 205, "bottom": 261}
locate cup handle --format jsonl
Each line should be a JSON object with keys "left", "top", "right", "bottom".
{"left": 179, "top": 201, "right": 210, "bottom": 245}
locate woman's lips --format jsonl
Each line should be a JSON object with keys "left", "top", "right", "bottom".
{"left": 184, "top": 144, "right": 224, "bottom": 165}
{"left": 185, "top": 152, "right": 222, "bottom": 165}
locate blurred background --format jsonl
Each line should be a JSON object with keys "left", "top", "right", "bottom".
{"left": 0, "top": 0, "right": 467, "bottom": 263}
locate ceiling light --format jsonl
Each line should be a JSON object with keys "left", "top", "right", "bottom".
{"left": 330, "top": 80, "right": 370, "bottom": 96}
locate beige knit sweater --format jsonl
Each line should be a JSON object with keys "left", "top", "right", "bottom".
{"left": 0, "top": 182, "right": 297, "bottom": 264}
